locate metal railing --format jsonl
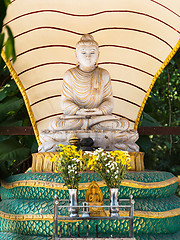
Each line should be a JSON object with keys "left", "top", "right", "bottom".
{"left": 53, "top": 195, "right": 135, "bottom": 239}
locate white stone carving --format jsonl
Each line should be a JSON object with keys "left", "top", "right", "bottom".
{"left": 38, "top": 34, "right": 139, "bottom": 152}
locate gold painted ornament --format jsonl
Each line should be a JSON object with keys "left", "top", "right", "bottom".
{"left": 85, "top": 180, "right": 106, "bottom": 217}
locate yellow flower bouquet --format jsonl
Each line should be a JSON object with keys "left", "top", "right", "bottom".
{"left": 49, "top": 144, "right": 130, "bottom": 189}
{"left": 49, "top": 144, "right": 88, "bottom": 189}
{"left": 87, "top": 148, "right": 131, "bottom": 189}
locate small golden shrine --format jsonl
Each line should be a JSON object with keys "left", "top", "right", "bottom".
{"left": 85, "top": 180, "right": 106, "bottom": 217}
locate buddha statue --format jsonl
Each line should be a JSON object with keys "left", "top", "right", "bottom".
{"left": 39, "top": 34, "right": 139, "bottom": 152}
{"left": 89, "top": 187, "right": 100, "bottom": 202}
{"left": 85, "top": 180, "right": 106, "bottom": 217}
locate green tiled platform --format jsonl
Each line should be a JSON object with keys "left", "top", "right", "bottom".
{"left": 0, "top": 231, "right": 180, "bottom": 240}
{"left": 0, "top": 171, "right": 179, "bottom": 239}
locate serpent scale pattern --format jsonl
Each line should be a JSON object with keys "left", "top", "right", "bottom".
{"left": 0, "top": 171, "right": 179, "bottom": 239}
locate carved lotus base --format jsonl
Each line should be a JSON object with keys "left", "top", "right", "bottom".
{"left": 31, "top": 152, "right": 58, "bottom": 172}
{"left": 31, "top": 151, "right": 144, "bottom": 173}
{"left": 128, "top": 152, "right": 145, "bottom": 171}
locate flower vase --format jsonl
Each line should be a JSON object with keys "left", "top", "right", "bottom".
{"left": 110, "top": 188, "right": 119, "bottom": 217}
{"left": 68, "top": 189, "right": 79, "bottom": 217}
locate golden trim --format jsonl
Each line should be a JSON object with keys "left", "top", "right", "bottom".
{"left": 0, "top": 208, "right": 179, "bottom": 221}
{"left": 118, "top": 208, "right": 180, "bottom": 219}
{"left": 0, "top": 211, "right": 53, "bottom": 221}
{"left": 25, "top": 167, "right": 32, "bottom": 173}
{"left": 1, "top": 50, "right": 41, "bottom": 145}
{"left": 1, "top": 177, "right": 178, "bottom": 190}
{"left": 134, "top": 38, "right": 180, "bottom": 129}
{"left": 121, "top": 177, "right": 178, "bottom": 189}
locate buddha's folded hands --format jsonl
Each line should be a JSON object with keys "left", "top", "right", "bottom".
{"left": 76, "top": 108, "right": 103, "bottom": 116}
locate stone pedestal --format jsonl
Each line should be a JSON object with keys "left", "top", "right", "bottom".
{"left": 31, "top": 151, "right": 145, "bottom": 173}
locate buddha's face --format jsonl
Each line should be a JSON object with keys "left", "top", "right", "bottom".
{"left": 92, "top": 187, "right": 96, "bottom": 194}
{"left": 76, "top": 44, "right": 99, "bottom": 71}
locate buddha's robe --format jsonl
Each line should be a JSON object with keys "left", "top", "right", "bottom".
{"left": 61, "top": 67, "right": 113, "bottom": 115}
{"left": 39, "top": 66, "right": 139, "bottom": 152}
{"left": 49, "top": 67, "right": 129, "bottom": 131}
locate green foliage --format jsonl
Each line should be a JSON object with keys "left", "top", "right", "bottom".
{"left": 176, "top": 184, "right": 180, "bottom": 197}
{"left": 141, "top": 135, "right": 179, "bottom": 174}
{"left": 0, "top": 75, "right": 37, "bottom": 179}
{"left": 0, "top": 0, "right": 16, "bottom": 64}
{"left": 138, "top": 51, "right": 180, "bottom": 176}
{"left": 4, "top": 26, "right": 16, "bottom": 63}
{"left": 0, "top": 0, "right": 7, "bottom": 32}
{"left": 0, "top": 0, "right": 36, "bottom": 178}
{"left": 0, "top": 139, "right": 30, "bottom": 178}
{"left": 0, "top": 96, "right": 23, "bottom": 121}
{"left": 0, "top": 33, "right": 5, "bottom": 54}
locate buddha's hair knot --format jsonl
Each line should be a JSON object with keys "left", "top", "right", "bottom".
{"left": 76, "top": 34, "right": 99, "bottom": 49}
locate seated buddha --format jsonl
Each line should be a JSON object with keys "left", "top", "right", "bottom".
{"left": 85, "top": 181, "right": 106, "bottom": 217}
{"left": 39, "top": 34, "right": 139, "bottom": 152}
{"left": 88, "top": 187, "right": 100, "bottom": 202}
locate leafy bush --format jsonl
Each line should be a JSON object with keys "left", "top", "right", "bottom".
{"left": 138, "top": 52, "right": 180, "bottom": 176}
{"left": 0, "top": 74, "right": 38, "bottom": 178}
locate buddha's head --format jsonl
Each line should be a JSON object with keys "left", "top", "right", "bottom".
{"left": 76, "top": 34, "right": 99, "bottom": 71}
{"left": 91, "top": 187, "right": 96, "bottom": 195}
